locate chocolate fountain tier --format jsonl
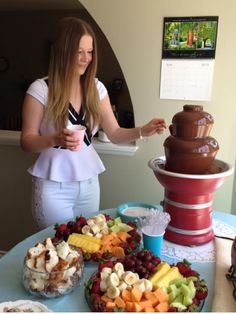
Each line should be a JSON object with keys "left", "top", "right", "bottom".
{"left": 171, "top": 105, "right": 214, "bottom": 138}
{"left": 164, "top": 136, "right": 219, "bottom": 174}
{"left": 148, "top": 156, "right": 234, "bottom": 246}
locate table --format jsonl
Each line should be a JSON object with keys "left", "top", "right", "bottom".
{"left": 0, "top": 209, "right": 235, "bottom": 312}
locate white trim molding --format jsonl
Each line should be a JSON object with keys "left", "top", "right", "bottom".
{"left": 0, "top": 130, "right": 139, "bottom": 156}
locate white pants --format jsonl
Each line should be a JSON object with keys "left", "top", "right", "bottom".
{"left": 31, "top": 176, "right": 100, "bottom": 230}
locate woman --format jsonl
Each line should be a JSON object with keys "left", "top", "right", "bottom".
{"left": 21, "top": 17, "right": 166, "bottom": 229}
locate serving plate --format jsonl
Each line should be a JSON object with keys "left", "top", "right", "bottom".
{"left": 84, "top": 250, "right": 208, "bottom": 312}
{"left": 0, "top": 300, "right": 51, "bottom": 312}
{"left": 53, "top": 214, "right": 142, "bottom": 262}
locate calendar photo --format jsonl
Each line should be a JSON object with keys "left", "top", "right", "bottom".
{"left": 162, "top": 16, "right": 219, "bottom": 59}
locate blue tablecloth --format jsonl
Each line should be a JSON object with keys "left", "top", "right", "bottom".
{"left": 0, "top": 209, "right": 235, "bottom": 312}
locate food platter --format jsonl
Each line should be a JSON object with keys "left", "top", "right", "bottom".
{"left": 53, "top": 214, "right": 142, "bottom": 262}
{"left": 84, "top": 250, "right": 208, "bottom": 312}
{"left": 0, "top": 300, "right": 51, "bottom": 312}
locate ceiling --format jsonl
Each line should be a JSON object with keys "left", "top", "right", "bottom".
{"left": 0, "top": 0, "right": 84, "bottom": 11}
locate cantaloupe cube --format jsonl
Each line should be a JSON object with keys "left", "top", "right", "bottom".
{"left": 114, "top": 296, "right": 126, "bottom": 309}
{"left": 101, "top": 235, "right": 112, "bottom": 245}
{"left": 121, "top": 289, "right": 132, "bottom": 302}
{"left": 143, "top": 291, "right": 159, "bottom": 307}
{"left": 153, "top": 287, "right": 169, "bottom": 302}
{"left": 131, "top": 286, "right": 143, "bottom": 302}
{"left": 125, "top": 301, "right": 134, "bottom": 312}
{"left": 112, "top": 237, "right": 122, "bottom": 246}
{"left": 106, "top": 301, "right": 116, "bottom": 309}
{"left": 101, "top": 295, "right": 113, "bottom": 303}
{"left": 144, "top": 306, "right": 155, "bottom": 312}
{"left": 155, "top": 301, "right": 169, "bottom": 312}
{"left": 133, "top": 302, "right": 143, "bottom": 312}
{"left": 116, "top": 232, "right": 131, "bottom": 242}
{"left": 139, "top": 299, "right": 153, "bottom": 308}
{"left": 111, "top": 246, "right": 125, "bottom": 257}
{"left": 143, "top": 291, "right": 153, "bottom": 299}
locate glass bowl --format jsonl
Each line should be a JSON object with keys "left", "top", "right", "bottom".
{"left": 22, "top": 248, "right": 84, "bottom": 298}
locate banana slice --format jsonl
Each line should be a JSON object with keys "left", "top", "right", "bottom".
{"left": 93, "top": 216, "right": 104, "bottom": 224}
{"left": 116, "top": 269, "right": 125, "bottom": 279}
{"left": 113, "top": 262, "right": 124, "bottom": 273}
{"left": 117, "top": 281, "right": 128, "bottom": 291}
{"left": 142, "top": 278, "right": 153, "bottom": 291}
{"left": 101, "top": 267, "right": 112, "bottom": 275}
{"left": 106, "top": 286, "right": 120, "bottom": 299}
{"left": 100, "top": 280, "right": 108, "bottom": 292}
{"left": 107, "top": 272, "right": 120, "bottom": 287}
{"left": 87, "top": 219, "right": 95, "bottom": 227}
{"left": 94, "top": 232, "right": 103, "bottom": 239}
{"left": 133, "top": 280, "right": 146, "bottom": 293}
{"left": 81, "top": 225, "right": 91, "bottom": 234}
{"left": 101, "top": 271, "right": 110, "bottom": 281}
{"left": 85, "top": 232, "right": 93, "bottom": 237}
{"left": 122, "top": 271, "right": 139, "bottom": 285}
{"left": 97, "top": 221, "right": 108, "bottom": 230}
{"left": 96, "top": 214, "right": 106, "bottom": 222}
{"left": 101, "top": 228, "right": 109, "bottom": 235}
{"left": 90, "top": 224, "right": 100, "bottom": 235}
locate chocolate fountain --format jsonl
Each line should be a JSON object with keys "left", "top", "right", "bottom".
{"left": 149, "top": 105, "right": 234, "bottom": 246}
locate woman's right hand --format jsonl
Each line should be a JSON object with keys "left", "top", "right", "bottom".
{"left": 55, "top": 128, "right": 80, "bottom": 150}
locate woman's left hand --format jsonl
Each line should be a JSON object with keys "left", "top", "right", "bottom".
{"left": 141, "top": 118, "right": 167, "bottom": 137}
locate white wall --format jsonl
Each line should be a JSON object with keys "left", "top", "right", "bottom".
{"left": 80, "top": 0, "right": 236, "bottom": 214}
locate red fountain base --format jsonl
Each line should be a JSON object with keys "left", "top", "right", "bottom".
{"left": 148, "top": 156, "right": 234, "bottom": 246}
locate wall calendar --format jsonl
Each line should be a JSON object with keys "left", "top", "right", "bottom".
{"left": 160, "top": 59, "right": 215, "bottom": 101}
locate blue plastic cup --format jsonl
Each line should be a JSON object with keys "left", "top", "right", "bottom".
{"left": 142, "top": 226, "right": 165, "bottom": 257}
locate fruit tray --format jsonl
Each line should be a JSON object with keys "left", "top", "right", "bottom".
{"left": 53, "top": 214, "right": 141, "bottom": 262}
{"left": 84, "top": 250, "right": 207, "bottom": 312}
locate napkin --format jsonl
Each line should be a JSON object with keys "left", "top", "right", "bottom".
{"left": 211, "top": 237, "right": 236, "bottom": 312}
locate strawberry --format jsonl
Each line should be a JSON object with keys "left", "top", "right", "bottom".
{"left": 185, "top": 269, "right": 199, "bottom": 278}
{"left": 187, "top": 304, "right": 199, "bottom": 312}
{"left": 127, "top": 240, "right": 136, "bottom": 250}
{"left": 56, "top": 223, "right": 68, "bottom": 232}
{"left": 134, "top": 233, "right": 142, "bottom": 242}
{"left": 98, "top": 261, "right": 113, "bottom": 271}
{"left": 195, "top": 279, "right": 208, "bottom": 300}
{"left": 127, "top": 221, "right": 137, "bottom": 228}
{"left": 91, "top": 293, "right": 106, "bottom": 312}
{"left": 168, "top": 307, "right": 177, "bottom": 312}
{"left": 51, "top": 236, "right": 59, "bottom": 244}
{"left": 91, "top": 252, "right": 103, "bottom": 262}
{"left": 91, "top": 281, "right": 101, "bottom": 294}
{"left": 75, "top": 215, "right": 87, "bottom": 226}
{"left": 104, "top": 214, "right": 111, "bottom": 221}
{"left": 72, "top": 221, "right": 82, "bottom": 234}
{"left": 67, "top": 220, "right": 75, "bottom": 229}
{"left": 176, "top": 259, "right": 191, "bottom": 275}
{"left": 192, "top": 297, "right": 200, "bottom": 306}
{"left": 102, "top": 251, "right": 113, "bottom": 260}
{"left": 195, "top": 288, "right": 208, "bottom": 300}
{"left": 128, "top": 229, "right": 138, "bottom": 237}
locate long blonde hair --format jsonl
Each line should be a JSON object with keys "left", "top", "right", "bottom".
{"left": 47, "top": 17, "right": 100, "bottom": 132}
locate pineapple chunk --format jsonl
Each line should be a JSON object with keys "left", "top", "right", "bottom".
{"left": 67, "top": 233, "right": 101, "bottom": 253}
{"left": 154, "top": 266, "right": 183, "bottom": 289}
{"left": 150, "top": 262, "right": 171, "bottom": 285}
